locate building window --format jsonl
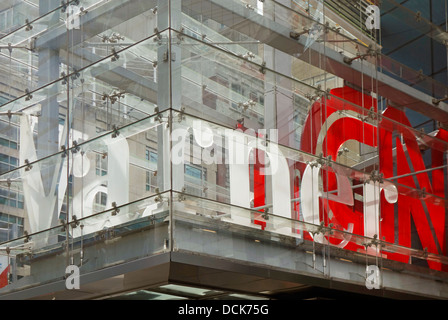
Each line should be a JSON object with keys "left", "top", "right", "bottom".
{"left": 0, "top": 8, "right": 14, "bottom": 34}
{"left": 0, "top": 120, "right": 19, "bottom": 152}
{"left": 146, "top": 148, "right": 158, "bottom": 163}
{"left": 185, "top": 164, "right": 205, "bottom": 180}
{"left": 146, "top": 171, "right": 154, "bottom": 192}
{"left": 0, "top": 137, "right": 17, "bottom": 150}
{"left": 0, "top": 189, "right": 23, "bottom": 209}
{"left": 0, "top": 148, "right": 24, "bottom": 209}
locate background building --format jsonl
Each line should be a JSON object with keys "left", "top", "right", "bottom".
{"left": 0, "top": 0, "right": 447, "bottom": 300}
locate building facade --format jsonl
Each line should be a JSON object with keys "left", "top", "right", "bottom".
{"left": 0, "top": 0, "right": 447, "bottom": 300}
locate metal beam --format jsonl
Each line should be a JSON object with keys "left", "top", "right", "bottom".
{"left": 35, "top": 0, "right": 158, "bottom": 50}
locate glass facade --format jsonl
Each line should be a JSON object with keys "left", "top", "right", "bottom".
{"left": 0, "top": 0, "right": 447, "bottom": 299}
